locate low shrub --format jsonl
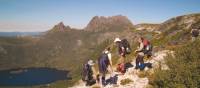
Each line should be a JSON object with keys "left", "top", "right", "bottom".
{"left": 151, "top": 39, "right": 200, "bottom": 88}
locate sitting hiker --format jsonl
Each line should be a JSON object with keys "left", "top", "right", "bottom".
{"left": 135, "top": 37, "right": 148, "bottom": 70}
{"left": 143, "top": 37, "right": 153, "bottom": 58}
{"left": 191, "top": 28, "right": 200, "bottom": 41}
{"left": 138, "top": 37, "right": 153, "bottom": 58}
{"left": 82, "top": 59, "right": 96, "bottom": 86}
{"left": 98, "top": 51, "right": 111, "bottom": 86}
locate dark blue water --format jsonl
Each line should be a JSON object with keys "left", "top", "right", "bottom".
{"left": 0, "top": 68, "right": 71, "bottom": 86}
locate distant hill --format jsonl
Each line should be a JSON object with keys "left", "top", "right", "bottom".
{"left": 48, "top": 22, "right": 72, "bottom": 33}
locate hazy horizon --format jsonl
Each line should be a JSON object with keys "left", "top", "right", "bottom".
{"left": 0, "top": 0, "right": 200, "bottom": 32}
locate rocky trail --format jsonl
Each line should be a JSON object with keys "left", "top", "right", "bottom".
{"left": 71, "top": 50, "right": 174, "bottom": 88}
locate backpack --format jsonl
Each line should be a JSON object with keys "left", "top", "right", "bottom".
{"left": 192, "top": 29, "right": 199, "bottom": 37}
{"left": 121, "top": 39, "right": 131, "bottom": 54}
{"left": 124, "top": 62, "right": 134, "bottom": 70}
{"left": 82, "top": 64, "right": 93, "bottom": 81}
{"left": 142, "top": 39, "right": 152, "bottom": 52}
{"left": 106, "top": 75, "right": 118, "bottom": 85}
{"left": 98, "top": 53, "right": 109, "bottom": 74}
{"left": 117, "top": 63, "right": 125, "bottom": 73}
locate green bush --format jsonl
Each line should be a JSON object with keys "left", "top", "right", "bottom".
{"left": 152, "top": 39, "right": 200, "bottom": 88}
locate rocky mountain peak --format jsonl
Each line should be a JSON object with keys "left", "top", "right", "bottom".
{"left": 50, "top": 22, "right": 71, "bottom": 32}
{"left": 55, "top": 22, "right": 66, "bottom": 31}
{"left": 85, "top": 15, "right": 133, "bottom": 32}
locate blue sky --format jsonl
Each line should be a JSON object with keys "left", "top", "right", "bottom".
{"left": 0, "top": 0, "right": 200, "bottom": 32}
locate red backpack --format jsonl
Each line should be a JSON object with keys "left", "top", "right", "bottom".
{"left": 117, "top": 63, "right": 125, "bottom": 74}
{"left": 143, "top": 39, "right": 150, "bottom": 47}
{"left": 142, "top": 39, "right": 153, "bottom": 52}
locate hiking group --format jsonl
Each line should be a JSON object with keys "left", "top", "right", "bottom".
{"left": 81, "top": 27, "right": 199, "bottom": 87}
{"left": 81, "top": 36, "right": 153, "bottom": 87}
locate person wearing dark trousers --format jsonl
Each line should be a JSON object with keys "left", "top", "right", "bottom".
{"left": 135, "top": 54, "right": 144, "bottom": 69}
{"left": 135, "top": 37, "right": 145, "bottom": 70}
{"left": 98, "top": 51, "right": 111, "bottom": 87}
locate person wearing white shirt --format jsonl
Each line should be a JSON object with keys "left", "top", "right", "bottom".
{"left": 104, "top": 47, "right": 113, "bottom": 73}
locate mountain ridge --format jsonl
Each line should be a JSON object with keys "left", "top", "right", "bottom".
{"left": 85, "top": 15, "right": 134, "bottom": 32}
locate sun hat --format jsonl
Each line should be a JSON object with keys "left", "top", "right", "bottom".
{"left": 114, "top": 38, "right": 121, "bottom": 42}
{"left": 88, "top": 60, "right": 95, "bottom": 66}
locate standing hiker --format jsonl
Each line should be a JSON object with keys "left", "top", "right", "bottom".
{"left": 191, "top": 28, "right": 199, "bottom": 41}
{"left": 114, "top": 38, "right": 131, "bottom": 63}
{"left": 81, "top": 59, "right": 96, "bottom": 86}
{"left": 104, "top": 47, "right": 113, "bottom": 73}
{"left": 114, "top": 38, "right": 126, "bottom": 63}
{"left": 114, "top": 38, "right": 131, "bottom": 73}
{"left": 98, "top": 50, "right": 112, "bottom": 86}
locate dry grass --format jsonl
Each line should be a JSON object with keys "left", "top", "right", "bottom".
{"left": 120, "top": 78, "right": 133, "bottom": 85}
